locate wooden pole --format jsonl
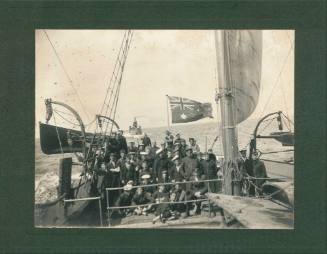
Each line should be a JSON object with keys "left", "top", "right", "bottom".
{"left": 214, "top": 30, "right": 240, "bottom": 196}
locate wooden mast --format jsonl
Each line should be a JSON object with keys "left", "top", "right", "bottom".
{"left": 214, "top": 30, "right": 240, "bottom": 195}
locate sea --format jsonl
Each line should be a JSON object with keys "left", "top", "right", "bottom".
{"left": 35, "top": 119, "right": 294, "bottom": 203}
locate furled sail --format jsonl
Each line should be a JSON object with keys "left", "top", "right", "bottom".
{"left": 217, "top": 30, "right": 263, "bottom": 124}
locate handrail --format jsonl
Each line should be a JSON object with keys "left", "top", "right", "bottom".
{"left": 107, "top": 198, "right": 209, "bottom": 210}
{"left": 105, "top": 178, "right": 223, "bottom": 191}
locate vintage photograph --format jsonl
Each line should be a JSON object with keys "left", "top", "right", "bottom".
{"left": 35, "top": 30, "right": 294, "bottom": 229}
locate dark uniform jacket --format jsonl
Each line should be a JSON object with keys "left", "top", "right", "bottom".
{"left": 107, "top": 160, "right": 122, "bottom": 188}
{"left": 181, "top": 156, "right": 199, "bottom": 180}
{"left": 115, "top": 191, "right": 132, "bottom": 207}
{"left": 189, "top": 175, "right": 208, "bottom": 196}
{"left": 120, "top": 164, "right": 137, "bottom": 185}
{"left": 169, "top": 165, "right": 185, "bottom": 182}
{"left": 153, "top": 157, "right": 168, "bottom": 179}
{"left": 142, "top": 136, "right": 152, "bottom": 147}
{"left": 132, "top": 192, "right": 153, "bottom": 205}
{"left": 200, "top": 159, "right": 217, "bottom": 179}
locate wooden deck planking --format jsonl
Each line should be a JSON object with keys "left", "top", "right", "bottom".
{"left": 207, "top": 193, "right": 294, "bottom": 229}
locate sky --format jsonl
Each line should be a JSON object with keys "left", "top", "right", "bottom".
{"left": 35, "top": 30, "right": 294, "bottom": 136}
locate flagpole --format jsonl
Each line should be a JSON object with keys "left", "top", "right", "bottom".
{"left": 166, "top": 95, "right": 171, "bottom": 130}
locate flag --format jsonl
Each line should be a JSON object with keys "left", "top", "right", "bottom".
{"left": 167, "top": 95, "right": 213, "bottom": 124}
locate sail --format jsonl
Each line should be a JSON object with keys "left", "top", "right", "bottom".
{"left": 217, "top": 30, "right": 263, "bottom": 124}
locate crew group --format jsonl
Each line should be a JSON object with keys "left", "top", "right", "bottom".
{"left": 91, "top": 130, "right": 222, "bottom": 222}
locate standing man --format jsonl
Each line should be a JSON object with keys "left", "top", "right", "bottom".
{"left": 142, "top": 133, "right": 152, "bottom": 147}
{"left": 189, "top": 138, "right": 200, "bottom": 154}
{"left": 181, "top": 147, "right": 199, "bottom": 192}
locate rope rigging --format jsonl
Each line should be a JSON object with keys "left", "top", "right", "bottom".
{"left": 43, "top": 30, "right": 91, "bottom": 122}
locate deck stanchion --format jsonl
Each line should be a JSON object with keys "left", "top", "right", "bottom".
{"left": 98, "top": 198, "right": 103, "bottom": 226}
{"left": 106, "top": 189, "right": 111, "bottom": 227}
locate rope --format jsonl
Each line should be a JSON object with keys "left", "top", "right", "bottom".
{"left": 43, "top": 30, "right": 91, "bottom": 122}
{"left": 258, "top": 43, "right": 293, "bottom": 119}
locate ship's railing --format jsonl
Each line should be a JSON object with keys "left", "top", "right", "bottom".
{"left": 105, "top": 178, "right": 223, "bottom": 227}
{"left": 64, "top": 196, "right": 103, "bottom": 226}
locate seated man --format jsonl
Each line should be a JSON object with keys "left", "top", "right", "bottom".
{"left": 152, "top": 184, "right": 170, "bottom": 224}
{"left": 187, "top": 169, "right": 208, "bottom": 215}
{"left": 114, "top": 183, "right": 133, "bottom": 217}
{"left": 168, "top": 183, "right": 187, "bottom": 220}
{"left": 132, "top": 187, "right": 154, "bottom": 215}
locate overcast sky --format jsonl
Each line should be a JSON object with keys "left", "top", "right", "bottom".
{"left": 35, "top": 30, "right": 294, "bottom": 135}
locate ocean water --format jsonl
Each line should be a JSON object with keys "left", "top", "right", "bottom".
{"left": 35, "top": 119, "right": 294, "bottom": 203}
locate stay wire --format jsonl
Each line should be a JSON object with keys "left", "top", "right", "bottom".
{"left": 43, "top": 30, "right": 91, "bottom": 122}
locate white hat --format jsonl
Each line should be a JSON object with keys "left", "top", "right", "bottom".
{"left": 141, "top": 174, "right": 151, "bottom": 179}
{"left": 140, "top": 151, "right": 148, "bottom": 155}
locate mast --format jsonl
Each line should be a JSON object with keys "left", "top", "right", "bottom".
{"left": 214, "top": 30, "right": 240, "bottom": 195}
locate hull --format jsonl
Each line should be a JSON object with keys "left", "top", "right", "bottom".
{"left": 35, "top": 177, "right": 94, "bottom": 227}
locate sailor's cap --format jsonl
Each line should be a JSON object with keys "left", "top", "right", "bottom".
{"left": 109, "top": 152, "right": 116, "bottom": 156}
{"left": 140, "top": 151, "right": 148, "bottom": 156}
{"left": 128, "top": 151, "right": 136, "bottom": 155}
{"left": 207, "top": 148, "right": 213, "bottom": 154}
{"left": 161, "top": 170, "right": 168, "bottom": 174}
{"left": 141, "top": 173, "right": 151, "bottom": 179}
{"left": 189, "top": 137, "right": 195, "bottom": 141}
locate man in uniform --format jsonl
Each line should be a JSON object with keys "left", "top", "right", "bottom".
{"left": 169, "top": 155, "right": 185, "bottom": 183}
{"left": 128, "top": 141, "right": 138, "bottom": 153}
{"left": 252, "top": 151, "right": 268, "bottom": 196}
{"left": 187, "top": 169, "right": 208, "bottom": 215}
{"left": 189, "top": 138, "right": 200, "bottom": 154}
{"left": 201, "top": 152, "right": 218, "bottom": 193}
{"left": 107, "top": 153, "right": 122, "bottom": 205}
{"left": 179, "top": 139, "right": 187, "bottom": 158}
{"left": 114, "top": 183, "right": 134, "bottom": 217}
{"left": 142, "top": 133, "right": 152, "bottom": 147}
{"left": 174, "top": 133, "right": 182, "bottom": 145}
{"left": 153, "top": 148, "right": 168, "bottom": 182}
{"left": 181, "top": 147, "right": 199, "bottom": 187}
{"left": 116, "top": 129, "right": 128, "bottom": 154}
{"left": 132, "top": 187, "right": 154, "bottom": 215}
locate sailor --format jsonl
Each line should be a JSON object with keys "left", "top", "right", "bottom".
{"left": 118, "top": 149, "right": 127, "bottom": 164}
{"left": 138, "top": 160, "right": 153, "bottom": 181}
{"left": 169, "top": 155, "right": 185, "bottom": 183}
{"left": 179, "top": 139, "right": 187, "bottom": 158}
{"left": 181, "top": 147, "right": 199, "bottom": 182}
{"left": 128, "top": 141, "right": 138, "bottom": 153}
{"left": 132, "top": 187, "right": 154, "bottom": 215}
{"left": 165, "top": 134, "right": 175, "bottom": 150}
{"left": 252, "top": 151, "right": 268, "bottom": 196}
{"left": 196, "top": 152, "right": 205, "bottom": 175}
{"left": 121, "top": 160, "right": 137, "bottom": 186}
{"left": 153, "top": 148, "right": 169, "bottom": 182}
{"left": 114, "top": 183, "right": 134, "bottom": 217}
{"left": 116, "top": 129, "right": 128, "bottom": 154}
{"left": 238, "top": 149, "right": 255, "bottom": 196}
{"left": 201, "top": 152, "right": 218, "bottom": 193}
{"left": 174, "top": 133, "right": 182, "bottom": 145}
{"left": 142, "top": 133, "right": 152, "bottom": 147}
{"left": 138, "top": 142, "right": 145, "bottom": 152}
{"left": 152, "top": 184, "right": 170, "bottom": 224}
{"left": 164, "top": 130, "right": 172, "bottom": 143}
{"left": 187, "top": 169, "right": 208, "bottom": 215}
{"left": 189, "top": 138, "right": 200, "bottom": 154}
{"left": 169, "top": 183, "right": 187, "bottom": 219}
{"left": 107, "top": 153, "right": 122, "bottom": 205}
{"left": 139, "top": 173, "right": 155, "bottom": 194}
{"left": 158, "top": 169, "right": 170, "bottom": 192}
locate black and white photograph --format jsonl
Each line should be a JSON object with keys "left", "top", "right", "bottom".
{"left": 35, "top": 30, "right": 294, "bottom": 229}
